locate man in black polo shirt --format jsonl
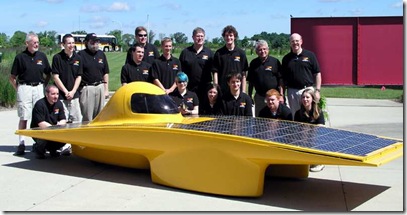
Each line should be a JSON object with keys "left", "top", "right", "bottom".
{"left": 223, "top": 73, "right": 253, "bottom": 116}
{"left": 52, "top": 34, "right": 83, "bottom": 122}
{"left": 9, "top": 32, "right": 51, "bottom": 156}
{"left": 78, "top": 33, "right": 110, "bottom": 122}
{"left": 121, "top": 44, "right": 151, "bottom": 85}
{"left": 31, "top": 85, "right": 67, "bottom": 159}
{"left": 248, "top": 40, "right": 284, "bottom": 117}
{"left": 179, "top": 27, "right": 214, "bottom": 103}
{"left": 125, "top": 26, "right": 159, "bottom": 65}
{"left": 282, "top": 33, "right": 321, "bottom": 116}
{"left": 150, "top": 37, "right": 182, "bottom": 94}
{"left": 213, "top": 25, "right": 248, "bottom": 95}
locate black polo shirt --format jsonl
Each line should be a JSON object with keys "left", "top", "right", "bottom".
{"left": 78, "top": 48, "right": 109, "bottom": 84}
{"left": 11, "top": 49, "right": 51, "bottom": 83}
{"left": 213, "top": 45, "right": 248, "bottom": 92}
{"left": 247, "top": 56, "right": 282, "bottom": 96}
{"left": 294, "top": 108, "right": 325, "bottom": 125}
{"left": 258, "top": 103, "right": 293, "bottom": 121}
{"left": 125, "top": 43, "right": 160, "bottom": 65}
{"left": 52, "top": 50, "right": 83, "bottom": 100}
{"left": 199, "top": 100, "right": 225, "bottom": 115}
{"left": 31, "top": 97, "right": 66, "bottom": 128}
{"left": 149, "top": 55, "right": 182, "bottom": 89}
{"left": 223, "top": 91, "right": 253, "bottom": 116}
{"left": 169, "top": 90, "right": 199, "bottom": 111}
{"left": 121, "top": 60, "right": 151, "bottom": 84}
{"left": 282, "top": 49, "right": 320, "bottom": 89}
{"left": 179, "top": 45, "right": 214, "bottom": 92}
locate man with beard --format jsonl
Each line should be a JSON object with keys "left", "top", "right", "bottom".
{"left": 9, "top": 32, "right": 52, "bottom": 156}
{"left": 31, "top": 85, "right": 67, "bottom": 159}
{"left": 78, "top": 33, "right": 110, "bottom": 121}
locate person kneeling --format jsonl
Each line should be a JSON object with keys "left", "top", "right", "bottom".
{"left": 31, "top": 85, "right": 67, "bottom": 159}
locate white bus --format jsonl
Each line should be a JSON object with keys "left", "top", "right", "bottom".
{"left": 56, "top": 34, "right": 118, "bottom": 52}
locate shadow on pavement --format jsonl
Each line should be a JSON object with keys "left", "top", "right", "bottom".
{"left": 1, "top": 145, "right": 389, "bottom": 212}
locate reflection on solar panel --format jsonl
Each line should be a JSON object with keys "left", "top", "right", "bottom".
{"left": 172, "top": 116, "right": 399, "bottom": 157}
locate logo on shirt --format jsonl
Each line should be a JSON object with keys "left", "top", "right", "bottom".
{"left": 142, "top": 69, "right": 149, "bottom": 75}
{"left": 98, "top": 58, "right": 104, "bottom": 64}
{"left": 265, "top": 66, "right": 273, "bottom": 71}
{"left": 186, "top": 98, "right": 194, "bottom": 103}
{"left": 239, "top": 102, "right": 246, "bottom": 108}
{"left": 173, "top": 64, "right": 179, "bottom": 70}
{"left": 73, "top": 60, "right": 80, "bottom": 66}
{"left": 148, "top": 51, "right": 154, "bottom": 57}
{"left": 36, "top": 60, "right": 43, "bottom": 65}
{"left": 54, "top": 108, "right": 60, "bottom": 115}
{"left": 301, "top": 57, "right": 309, "bottom": 62}
{"left": 202, "top": 55, "right": 208, "bottom": 60}
{"left": 234, "top": 56, "right": 241, "bottom": 62}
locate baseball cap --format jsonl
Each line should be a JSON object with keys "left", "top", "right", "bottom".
{"left": 85, "top": 33, "right": 99, "bottom": 41}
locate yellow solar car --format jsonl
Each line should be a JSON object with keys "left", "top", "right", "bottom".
{"left": 16, "top": 82, "right": 403, "bottom": 197}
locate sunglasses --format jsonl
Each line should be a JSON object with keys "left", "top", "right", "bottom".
{"left": 138, "top": 34, "right": 147, "bottom": 37}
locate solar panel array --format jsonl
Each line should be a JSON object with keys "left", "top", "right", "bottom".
{"left": 173, "top": 116, "right": 399, "bottom": 156}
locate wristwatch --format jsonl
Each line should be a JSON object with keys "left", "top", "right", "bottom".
{"left": 315, "top": 89, "right": 321, "bottom": 92}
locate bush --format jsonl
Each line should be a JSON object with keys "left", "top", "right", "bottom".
{"left": 0, "top": 61, "right": 16, "bottom": 107}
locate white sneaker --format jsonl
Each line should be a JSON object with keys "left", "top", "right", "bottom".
{"left": 60, "top": 144, "right": 72, "bottom": 156}
{"left": 310, "top": 165, "right": 325, "bottom": 172}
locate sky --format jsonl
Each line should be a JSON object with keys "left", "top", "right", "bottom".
{"left": 1, "top": 0, "right": 403, "bottom": 42}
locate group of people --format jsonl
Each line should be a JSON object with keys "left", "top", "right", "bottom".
{"left": 10, "top": 32, "right": 109, "bottom": 159}
{"left": 10, "top": 25, "right": 325, "bottom": 172}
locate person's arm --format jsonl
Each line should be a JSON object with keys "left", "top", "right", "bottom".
{"left": 314, "top": 72, "right": 322, "bottom": 101}
{"left": 213, "top": 72, "right": 218, "bottom": 85}
{"left": 190, "top": 105, "right": 199, "bottom": 115}
{"left": 9, "top": 74, "right": 17, "bottom": 91}
{"left": 53, "top": 74, "right": 69, "bottom": 98}
{"left": 103, "top": 73, "right": 109, "bottom": 98}
{"left": 37, "top": 121, "right": 53, "bottom": 129}
{"left": 241, "top": 74, "right": 247, "bottom": 93}
{"left": 71, "top": 76, "right": 82, "bottom": 97}
{"left": 166, "top": 82, "right": 177, "bottom": 94}
{"left": 153, "top": 79, "right": 166, "bottom": 92}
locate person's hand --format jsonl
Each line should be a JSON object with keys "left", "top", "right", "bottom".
{"left": 315, "top": 91, "right": 321, "bottom": 102}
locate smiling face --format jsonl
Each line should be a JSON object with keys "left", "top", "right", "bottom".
{"left": 228, "top": 76, "right": 241, "bottom": 93}
{"left": 193, "top": 31, "right": 205, "bottom": 46}
{"left": 301, "top": 91, "right": 313, "bottom": 110}
{"left": 265, "top": 95, "right": 279, "bottom": 112}
{"left": 223, "top": 32, "right": 235, "bottom": 46}
{"left": 256, "top": 44, "right": 269, "bottom": 60}
{"left": 26, "top": 35, "right": 39, "bottom": 53}
{"left": 290, "top": 33, "right": 303, "bottom": 53}
{"left": 63, "top": 37, "right": 75, "bottom": 54}
{"left": 136, "top": 30, "right": 148, "bottom": 45}
{"left": 207, "top": 87, "right": 218, "bottom": 103}
{"left": 161, "top": 40, "right": 173, "bottom": 55}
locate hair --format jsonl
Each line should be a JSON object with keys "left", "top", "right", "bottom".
{"left": 176, "top": 72, "right": 189, "bottom": 83}
{"left": 25, "top": 32, "right": 38, "bottom": 42}
{"left": 255, "top": 39, "right": 269, "bottom": 50}
{"left": 45, "top": 84, "right": 58, "bottom": 93}
{"left": 226, "top": 72, "right": 242, "bottom": 83}
{"left": 62, "top": 34, "right": 73, "bottom": 44}
{"left": 135, "top": 26, "right": 147, "bottom": 35}
{"left": 192, "top": 27, "right": 205, "bottom": 36}
{"left": 265, "top": 89, "right": 281, "bottom": 99}
{"left": 131, "top": 43, "right": 144, "bottom": 52}
{"left": 161, "top": 37, "right": 172, "bottom": 46}
{"left": 300, "top": 88, "right": 321, "bottom": 120}
{"left": 222, "top": 25, "right": 238, "bottom": 38}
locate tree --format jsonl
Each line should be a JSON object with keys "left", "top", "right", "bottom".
{"left": 0, "top": 33, "right": 8, "bottom": 48}
{"left": 37, "top": 31, "right": 57, "bottom": 47}
{"left": 122, "top": 33, "right": 134, "bottom": 46}
{"left": 171, "top": 32, "right": 187, "bottom": 44}
{"left": 148, "top": 30, "right": 155, "bottom": 44}
{"left": 9, "top": 31, "right": 27, "bottom": 47}
{"left": 71, "top": 30, "right": 87, "bottom": 35}
{"left": 211, "top": 37, "right": 223, "bottom": 45}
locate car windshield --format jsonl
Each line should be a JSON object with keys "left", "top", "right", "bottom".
{"left": 131, "top": 93, "right": 179, "bottom": 114}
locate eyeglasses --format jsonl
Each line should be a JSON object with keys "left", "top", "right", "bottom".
{"left": 177, "top": 81, "right": 187, "bottom": 84}
{"left": 138, "top": 34, "right": 147, "bottom": 37}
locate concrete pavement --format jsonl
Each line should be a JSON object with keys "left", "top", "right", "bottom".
{"left": 0, "top": 98, "right": 403, "bottom": 212}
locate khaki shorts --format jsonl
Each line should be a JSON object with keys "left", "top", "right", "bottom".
{"left": 17, "top": 84, "right": 44, "bottom": 120}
